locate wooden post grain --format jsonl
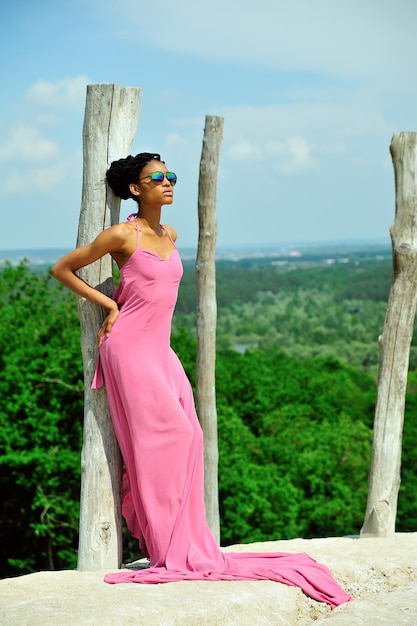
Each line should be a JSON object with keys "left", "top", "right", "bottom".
{"left": 195, "top": 115, "right": 224, "bottom": 543}
{"left": 361, "top": 132, "right": 417, "bottom": 537}
{"left": 76, "top": 84, "right": 142, "bottom": 569}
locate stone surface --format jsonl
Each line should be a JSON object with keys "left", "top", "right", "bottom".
{"left": 1, "top": 534, "right": 416, "bottom": 625}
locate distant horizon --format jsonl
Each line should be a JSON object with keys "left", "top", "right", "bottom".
{"left": 0, "top": 235, "right": 392, "bottom": 255}
{"left": 0, "top": 237, "right": 394, "bottom": 268}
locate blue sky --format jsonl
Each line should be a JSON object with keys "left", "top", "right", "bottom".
{"left": 1, "top": 0, "right": 416, "bottom": 250}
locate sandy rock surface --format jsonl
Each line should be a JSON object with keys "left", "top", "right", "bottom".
{"left": 1, "top": 534, "right": 416, "bottom": 625}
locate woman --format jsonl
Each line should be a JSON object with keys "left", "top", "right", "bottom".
{"left": 52, "top": 152, "right": 352, "bottom": 607}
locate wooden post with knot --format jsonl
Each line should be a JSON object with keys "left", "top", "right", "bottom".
{"left": 195, "top": 115, "right": 224, "bottom": 544}
{"left": 361, "top": 132, "right": 417, "bottom": 537}
{"left": 76, "top": 84, "right": 142, "bottom": 569}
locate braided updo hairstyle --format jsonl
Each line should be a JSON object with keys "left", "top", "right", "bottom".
{"left": 106, "top": 152, "right": 162, "bottom": 204}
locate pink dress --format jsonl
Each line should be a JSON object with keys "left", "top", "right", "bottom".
{"left": 92, "top": 218, "right": 352, "bottom": 608}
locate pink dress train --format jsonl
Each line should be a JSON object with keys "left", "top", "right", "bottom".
{"left": 92, "top": 218, "right": 352, "bottom": 608}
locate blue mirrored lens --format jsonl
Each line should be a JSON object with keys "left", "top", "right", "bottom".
{"left": 147, "top": 171, "right": 177, "bottom": 185}
{"left": 166, "top": 172, "right": 177, "bottom": 184}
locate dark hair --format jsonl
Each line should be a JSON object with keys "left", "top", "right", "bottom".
{"left": 106, "top": 152, "right": 162, "bottom": 203}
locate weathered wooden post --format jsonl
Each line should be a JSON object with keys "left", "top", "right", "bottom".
{"left": 195, "top": 115, "right": 224, "bottom": 543}
{"left": 76, "top": 84, "right": 142, "bottom": 569}
{"left": 361, "top": 132, "right": 417, "bottom": 537}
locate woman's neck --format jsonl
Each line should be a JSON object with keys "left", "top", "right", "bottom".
{"left": 136, "top": 206, "right": 162, "bottom": 232}
{"left": 137, "top": 215, "right": 162, "bottom": 235}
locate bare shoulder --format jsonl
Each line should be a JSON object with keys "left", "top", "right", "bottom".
{"left": 105, "top": 220, "right": 135, "bottom": 240}
{"left": 95, "top": 220, "right": 136, "bottom": 250}
{"left": 51, "top": 220, "right": 136, "bottom": 275}
{"left": 163, "top": 224, "right": 177, "bottom": 242}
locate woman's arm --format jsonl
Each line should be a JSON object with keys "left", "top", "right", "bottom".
{"left": 51, "top": 226, "right": 128, "bottom": 344}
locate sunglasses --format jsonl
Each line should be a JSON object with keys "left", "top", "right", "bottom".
{"left": 139, "top": 171, "right": 177, "bottom": 185}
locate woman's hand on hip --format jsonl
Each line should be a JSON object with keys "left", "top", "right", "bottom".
{"left": 97, "top": 308, "right": 120, "bottom": 347}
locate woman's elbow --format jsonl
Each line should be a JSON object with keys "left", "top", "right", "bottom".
{"left": 50, "top": 264, "right": 58, "bottom": 279}
{"left": 50, "top": 261, "right": 65, "bottom": 283}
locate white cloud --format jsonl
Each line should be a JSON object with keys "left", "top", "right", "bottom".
{"left": 166, "top": 133, "right": 189, "bottom": 147}
{"left": 0, "top": 160, "right": 71, "bottom": 196}
{"left": 282, "top": 135, "right": 313, "bottom": 172}
{"left": 26, "top": 75, "right": 89, "bottom": 109}
{"left": 216, "top": 99, "right": 393, "bottom": 141}
{"left": 0, "top": 125, "right": 59, "bottom": 163}
{"left": 0, "top": 171, "right": 24, "bottom": 194}
{"left": 288, "top": 136, "right": 310, "bottom": 163}
{"left": 264, "top": 141, "right": 286, "bottom": 158}
{"left": 108, "top": 0, "right": 416, "bottom": 92}
{"left": 226, "top": 135, "right": 313, "bottom": 172}
{"left": 0, "top": 75, "right": 87, "bottom": 199}
{"left": 1, "top": 170, "right": 45, "bottom": 195}
{"left": 31, "top": 163, "right": 67, "bottom": 189}
{"left": 226, "top": 141, "right": 263, "bottom": 162}
{"left": 196, "top": 96, "right": 392, "bottom": 177}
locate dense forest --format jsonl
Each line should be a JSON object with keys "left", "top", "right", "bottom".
{"left": 1, "top": 248, "right": 416, "bottom": 578}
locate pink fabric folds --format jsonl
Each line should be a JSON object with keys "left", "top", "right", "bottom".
{"left": 93, "top": 220, "right": 352, "bottom": 608}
